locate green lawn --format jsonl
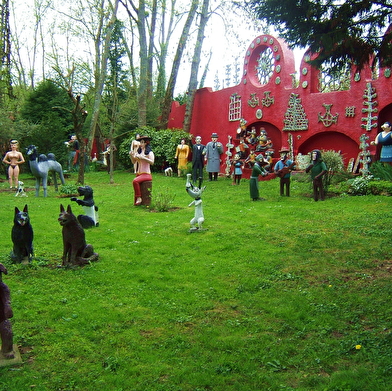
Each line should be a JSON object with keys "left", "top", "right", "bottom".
{"left": 0, "top": 171, "right": 391, "bottom": 391}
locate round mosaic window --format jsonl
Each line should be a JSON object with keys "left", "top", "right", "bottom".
{"left": 256, "top": 47, "right": 275, "bottom": 85}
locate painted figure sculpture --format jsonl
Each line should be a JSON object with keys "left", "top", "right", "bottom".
{"left": 305, "top": 149, "right": 328, "bottom": 201}
{"left": 186, "top": 174, "right": 206, "bottom": 232}
{"left": 249, "top": 154, "right": 269, "bottom": 201}
{"left": 2, "top": 140, "right": 25, "bottom": 189}
{"left": 0, "top": 264, "right": 14, "bottom": 359}
{"left": 204, "top": 133, "right": 223, "bottom": 181}
{"left": 274, "top": 147, "right": 296, "bottom": 196}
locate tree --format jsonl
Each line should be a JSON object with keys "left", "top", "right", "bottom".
{"left": 183, "top": 0, "right": 210, "bottom": 133}
{"left": 245, "top": 0, "right": 392, "bottom": 71}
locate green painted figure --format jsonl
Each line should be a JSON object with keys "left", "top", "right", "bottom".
{"left": 249, "top": 154, "right": 269, "bottom": 201}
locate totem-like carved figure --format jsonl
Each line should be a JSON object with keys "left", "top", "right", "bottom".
{"left": 0, "top": 264, "right": 14, "bottom": 359}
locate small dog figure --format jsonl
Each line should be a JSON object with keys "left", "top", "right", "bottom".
{"left": 185, "top": 173, "right": 206, "bottom": 232}
{"left": 11, "top": 205, "right": 34, "bottom": 263}
{"left": 70, "top": 186, "right": 99, "bottom": 228}
{"left": 0, "top": 264, "right": 14, "bottom": 359}
{"left": 15, "top": 181, "right": 27, "bottom": 197}
{"left": 58, "top": 204, "right": 98, "bottom": 267}
{"left": 164, "top": 167, "right": 173, "bottom": 177}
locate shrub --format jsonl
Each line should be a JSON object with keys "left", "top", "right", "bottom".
{"left": 59, "top": 184, "right": 79, "bottom": 196}
{"left": 151, "top": 187, "right": 176, "bottom": 212}
{"left": 369, "top": 161, "right": 392, "bottom": 180}
{"left": 347, "top": 175, "right": 373, "bottom": 195}
{"left": 368, "top": 180, "right": 392, "bottom": 195}
{"left": 321, "top": 150, "right": 344, "bottom": 191}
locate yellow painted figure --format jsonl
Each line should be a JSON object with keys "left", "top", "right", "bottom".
{"left": 175, "top": 139, "right": 190, "bottom": 176}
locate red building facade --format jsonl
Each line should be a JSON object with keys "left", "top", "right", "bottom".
{"left": 168, "top": 32, "right": 392, "bottom": 173}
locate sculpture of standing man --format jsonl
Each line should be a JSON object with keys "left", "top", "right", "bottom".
{"left": 306, "top": 149, "right": 327, "bottom": 201}
{"left": 204, "top": 132, "right": 223, "bottom": 181}
{"left": 0, "top": 264, "right": 14, "bottom": 360}
{"left": 192, "top": 136, "right": 205, "bottom": 183}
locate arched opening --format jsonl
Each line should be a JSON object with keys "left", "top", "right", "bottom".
{"left": 298, "top": 132, "right": 359, "bottom": 164}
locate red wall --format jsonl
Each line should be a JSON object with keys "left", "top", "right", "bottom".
{"left": 168, "top": 32, "right": 392, "bottom": 172}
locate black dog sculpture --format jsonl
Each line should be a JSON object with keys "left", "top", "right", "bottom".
{"left": 11, "top": 205, "right": 34, "bottom": 263}
{"left": 70, "top": 186, "right": 99, "bottom": 228}
{"left": 0, "top": 264, "right": 14, "bottom": 359}
{"left": 58, "top": 204, "right": 98, "bottom": 267}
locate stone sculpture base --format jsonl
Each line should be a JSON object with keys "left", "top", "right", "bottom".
{"left": 0, "top": 345, "right": 22, "bottom": 367}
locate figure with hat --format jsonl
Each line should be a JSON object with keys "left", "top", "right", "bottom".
{"left": 305, "top": 149, "right": 327, "bottom": 201}
{"left": 191, "top": 136, "right": 205, "bottom": 183}
{"left": 370, "top": 121, "right": 392, "bottom": 164}
{"left": 274, "top": 147, "right": 296, "bottom": 196}
{"left": 129, "top": 135, "right": 154, "bottom": 206}
{"left": 203, "top": 133, "right": 223, "bottom": 181}
{"left": 249, "top": 154, "right": 269, "bottom": 201}
{"left": 0, "top": 264, "right": 14, "bottom": 359}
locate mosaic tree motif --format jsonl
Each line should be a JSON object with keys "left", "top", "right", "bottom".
{"left": 361, "top": 82, "right": 378, "bottom": 132}
{"left": 359, "top": 134, "right": 371, "bottom": 176}
{"left": 256, "top": 47, "right": 275, "bottom": 86}
{"left": 283, "top": 93, "right": 309, "bottom": 131}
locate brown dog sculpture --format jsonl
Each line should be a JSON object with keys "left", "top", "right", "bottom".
{"left": 58, "top": 204, "right": 98, "bottom": 267}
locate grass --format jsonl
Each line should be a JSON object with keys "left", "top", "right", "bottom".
{"left": 0, "top": 171, "right": 391, "bottom": 391}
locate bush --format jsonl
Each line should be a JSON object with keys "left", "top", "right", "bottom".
{"left": 347, "top": 175, "right": 373, "bottom": 195}
{"left": 368, "top": 180, "right": 392, "bottom": 195}
{"left": 151, "top": 187, "right": 176, "bottom": 212}
{"left": 369, "top": 161, "right": 392, "bottom": 180}
{"left": 321, "top": 150, "right": 344, "bottom": 191}
{"left": 59, "top": 184, "right": 79, "bottom": 196}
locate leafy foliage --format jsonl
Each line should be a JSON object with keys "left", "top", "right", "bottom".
{"left": 369, "top": 161, "right": 392, "bottom": 181}
{"left": 321, "top": 149, "right": 344, "bottom": 191}
{"left": 347, "top": 175, "right": 373, "bottom": 195}
{"left": 245, "top": 0, "right": 392, "bottom": 71}
{"left": 19, "top": 80, "right": 75, "bottom": 166}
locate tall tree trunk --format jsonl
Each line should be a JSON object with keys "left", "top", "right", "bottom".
{"left": 183, "top": 0, "right": 210, "bottom": 132}
{"left": 159, "top": 0, "right": 199, "bottom": 130}
{"left": 87, "top": 0, "right": 120, "bottom": 155}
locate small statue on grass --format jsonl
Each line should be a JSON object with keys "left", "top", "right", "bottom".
{"left": 185, "top": 174, "right": 206, "bottom": 232}
{"left": 58, "top": 204, "right": 99, "bottom": 267}
{"left": 70, "top": 186, "right": 99, "bottom": 228}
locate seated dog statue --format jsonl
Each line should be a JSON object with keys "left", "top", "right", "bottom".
{"left": 70, "top": 186, "right": 99, "bottom": 228}
{"left": 11, "top": 205, "right": 34, "bottom": 263}
{"left": 58, "top": 204, "right": 99, "bottom": 267}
